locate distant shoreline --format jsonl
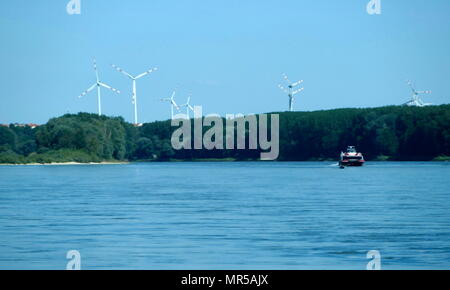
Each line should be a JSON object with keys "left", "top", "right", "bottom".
{"left": 2, "top": 108, "right": 450, "bottom": 165}
{"left": 0, "top": 161, "right": 129, "bottom": 166}
{"left": 1, "top": 159, "right": 449, "bottom": 166}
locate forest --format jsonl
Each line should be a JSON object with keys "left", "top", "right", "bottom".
{"left": 1, "top": 105, "right": 449, "bottom": 164}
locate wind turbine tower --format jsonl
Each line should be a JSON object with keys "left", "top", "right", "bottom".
{"left": 180, "top": 95, "right": 195, "bottom": 119}
{"left": 111, "top": 64, "right": 158, "bottom": 124}
{"left": 278, "top": 73, "right": 304, "bottom": 112}
{"left": 78, "top": 59, "right": 120, "bottom": 116}
{"left": 161, "top": 89, "right": 180, "bottom": 119}
{"left": 404, "top": 80, "right": 433, "bottom": 107}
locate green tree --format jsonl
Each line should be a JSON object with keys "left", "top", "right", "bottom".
{"left": 0, "top": 126, "right": 16, "bottom": 152}
{"left": 135, "top": 137, "right": 154, "bottom": 160}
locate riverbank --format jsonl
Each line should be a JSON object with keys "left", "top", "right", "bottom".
{"left": 2, "top": 158, "right": 449, "bottom": 166}
{"left": 433, "top": 155, "right": 450, "bottom": 161}
{"left": 2, "top": 107, "right": 450, "bottom": 164}
{"left": 0, "top": 161, "right": 129, "bottom": 166}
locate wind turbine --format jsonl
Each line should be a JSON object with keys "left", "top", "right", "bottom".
{"left": 160, "top": 89, "right": 180, "bottom": 119}
{"left": 179, "top": 95, "right": 195, "bottom": 119}
{"left": 111, "top": 64, "right": 158, "bottom": 124}
{"left": 404, "top": 80, "right": 433, "bottom": 107}
{"left": 278, "top": 73, "right": 304, "bottom": 112}
{"left": 78, "top": 59, "right": 120, "bottom": 116}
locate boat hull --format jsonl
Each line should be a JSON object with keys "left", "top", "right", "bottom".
{"left": 339, "top": 146, "right": 365, "bottom": 167}
{"left": 339, "top": 161, "right": 365, "bottom": 167}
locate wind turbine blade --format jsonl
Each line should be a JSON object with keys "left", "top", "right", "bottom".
{"left": 111, "top": 64, "right": 134, "bottom": 79}
{"left": 293, "top": 88, "right": 304, "bottom": 95}
{"left": 99, "top": 82, "right": 121, "bottom": 94}
{"left": 282, "top": 73, "right": 292, "bottom": 84}
{"left": 93, "top": 59, "right": 100, "bottom": 82}
{"left": 417, "top": 90, "right": 432, "bottom": 94}
{"left": 135, "top": 67, "right": 158, "bottom": 79}
{"left": 159, "top": 89, "right": 178, "bottom": 102}
{"left": 292, "top": 80, "right": 304, "bottom": 87}
{"left": 406, "top": 80, "right": 417, "bottom": 93}
{"left": 278, "top": 84, "right": 289, "bottom": 94}
{"left": 172, "top": 100, "right": 179, "bottom": 109}
{"left": 416, "top": 98, "right": 426, "bottom": 106}
{"left": 78, "top": 84, "right": 97, "bottom": 98}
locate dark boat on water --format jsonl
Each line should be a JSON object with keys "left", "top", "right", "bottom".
{"left": 339, "top": 146, "right": 365, "bottom": 167}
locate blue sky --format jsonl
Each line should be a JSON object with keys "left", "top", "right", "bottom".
{"left": 0, "top": 0, "right": 449, "bottom": 124}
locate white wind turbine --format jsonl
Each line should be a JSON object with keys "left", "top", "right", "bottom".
{"left": 160, "top": 89, "right": 180, "bottom": 119}
{"left": 179, "top": 95, "right": 195, "bottom": 119}
{"left": 404, "top": 80, "right": 433, "bottom": 107}
{"left": 111, "top": 64, "right": 158, "bottom": 124}
{"left": 278, "top": 73, "right": 304, "bottom": 112}
{"left": 78, "top": 59, "right": 120, "bottom": 116}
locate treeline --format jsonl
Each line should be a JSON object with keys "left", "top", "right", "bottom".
{"left": 1, "top": 105, "right": 449, "bottom": 164}
{"left": 277, "top": 105, "right": 450, "bottom": 161}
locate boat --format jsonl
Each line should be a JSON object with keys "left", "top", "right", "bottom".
{"left": 339, "top": 146, "right": 365, "bottom": 167}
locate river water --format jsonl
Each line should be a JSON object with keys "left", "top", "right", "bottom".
{"left": 0, "top": 162, "right": 449, "bottom": 269}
